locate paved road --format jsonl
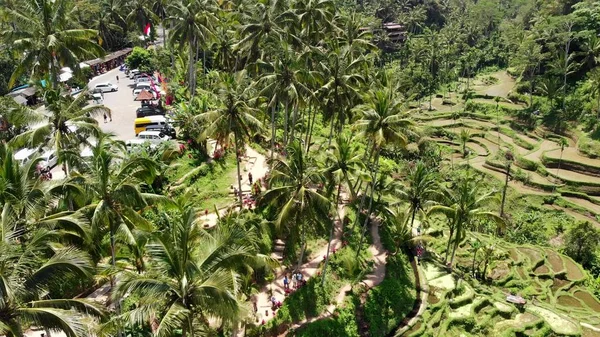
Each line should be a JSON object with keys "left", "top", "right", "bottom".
{"left": 88, "top": 67, "right": 139, "bottom": 140}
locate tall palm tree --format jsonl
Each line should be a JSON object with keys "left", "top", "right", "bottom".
{"left": 500, "top": 151, "right": 514, "bottom": 220}
{"left": 556, "top": 137, "right": 569, "bottom": 178}
{"left": 95, "top": 0, "right": 127, "bottom": 51}
{"left": 459, "top": 129, "right": 471, "bottom": 157}
{"left": 293, "top": 0, "right": 335, "bottom": 45}
{"left": 74, "top": 135, "right": 159, "bottom": 274}
{"left": 167, "top": 0, "right": 217, "bottom": 95}
{"left": 326, "top": 135, "right": 364, "bottom": 201}
{"left": 200, "top": 70, "right": 262, "bottom": 205}
{"left": 10, "top": 89, "right": 109, "bottom": 175}
{"left": 397, "top": 161, "right": 439, "bottom": 230}
{"left": 126, "top": 0, "right": 157, "bottom": 36}
{"left": 429, "top": 176, "right": 503, "bottom": 267}
{"left": 114, "top": 205, "right": 268, "bottom": 337}
{"left": 588, "top": 67, "right": 600, "bottom": 118}
{"left": 0, "top": 224, "right": 104, "bottom": 337}
{"left": 353, "top": 88, "right": 414, "bottom": 254}
{"left": 257, "top": 44, "right": 311, "bottom": 150}
{"left": 260, "top": 140, "right": 331, "bottom": 271}
{"left": 3, "top": 0, "right": 104, "bottom": 87}
{"left": 234, "top": 0, "right": 296, "bottom": 65}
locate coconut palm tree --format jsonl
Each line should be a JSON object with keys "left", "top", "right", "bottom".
{"left": 200, "top": 70, "right": 262, "bottom": 205}
{"left": 429, "top": 176, "right": 503, "bottom": 267}
{"left": 167, "top": 0, "right": 217, "bottom": 95}
{"left": 260, "top": 140, "right": 331, "bottom": 271}
{"left": 0, "top": 223, "right": 104, "bottom": 337}
{"left": 3, "top": 0, "right": 104, "bottom": 87}
{"left": 500, "top": 151, "right": 514, "bottom": 220}
{"left": 589, "top": 67, "right": 600, "bottom": 118}
{"left": 257, "top": 44, "right": 312, "bottom": 150}
{"left": 353, "top": 88, "right": 415, "bottom": 254}
{"left": 397, "top": 161, "right": 439, "bottom": 230}
{"left": 10, "top": 89, "right": 109, "bottom": 176}
{"left": 325, "top": 135, "right": 364, "bottom": 201}
{"left": 553, "top": 138, "right": 569, "bottom": 192}
{"left": 459, "top": 129, "right": 471, "bottom": 158}
{"left": 234, "top": 0, "right": 296, "bottom": 65}
{"left": 126, "top": 0, "right": 158, "bottom": 36}
{"left": 293, "top": 0, "right": 335, "bottom": 45}
{"left": 74, "top": 135, "right": 159, "bottom": 275}
{"left": 114, "top": 205, "right": 269, "bottom": 337}
{"left": 469, "top": 238, "right": 481, "bottom": 277}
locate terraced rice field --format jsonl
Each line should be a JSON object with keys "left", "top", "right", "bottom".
{"left": 479, "top": 71, "right": 517, "bottom": 98}
{"left": 563, "top": 197, "right": 600, "bottom": 215}
{"left": 466, "top": 142, "right": 488, "bottom": 156}
{"left": 496, "top": 132, "right": 529, "bottom": 155}
{"left": 472, "top": 98, "right": 525, "bottom": 110}
{"left": 473, "top": 137, "right": 500, "bottom": 154}
{"left": 548, "top": 168, "right": 600, "bottom": 184}
{"left": 524, "top": 139, "right": 559, "bottom": 162}
{"left": 545, "top": 147, "right": 600, "bottom": 165}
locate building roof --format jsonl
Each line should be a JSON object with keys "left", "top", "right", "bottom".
{"left": 135, "top": 90, "right": 155, "bottom": 101}
{"left": 84, "top": 47, "right": 133, "bottom": 66}
{"left": 12, "top": 95, "right": 27, "bottom": 105}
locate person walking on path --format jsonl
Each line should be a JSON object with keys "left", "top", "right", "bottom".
{"left": 291, "top": 272, "right": 297, "bottom": 289}
{"left": 103, "top": 113, "right": 108, "bottom": 123}
{"left": 283, "top": 275, "right": 289, "bottom": 290}
{"left": 248, "top": 172, "right": 253, "bottom": 185}
{"left": 116, "top": 75, "right": 119, "bottom": 83}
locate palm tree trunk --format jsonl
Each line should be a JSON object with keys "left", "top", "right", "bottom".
{"left": 290, "top": 102, "right": 299, "bottom": 142}
{"left": 304, "top": 103, "right": 313, "bottom": 152}
{"left": 322, "top": 182, "right": 342, "bottom": 286}
{"left": 410, "top": 207, "right": 417, "bottom": 230}
{"left": 327, "top": 112, "right": 335, "bottom": 147}
{"left": 234, "top": 132, "right": 243, "bottom": 206}
{"left": 306, "top": 104, "right": 317, "bottom": 152}
{"left": 449, "top": 233, "right": 460, "bottom": 267}
{"left": 162, "top": 23, "right": 166, "bottom": 48}
{"left": 356, "top": 152, "right": 380, "bottom": 259}
{"left": 444, "top": 226, "right": 454, "bottom": 264}
{"left": 472, "top": 249, "right": 478, "bottom": 277}
{"left": 296, "top": 223, "right": 307, "bottom": 274}
{"left": 189, "top": 38, "right": 197, "bottom": 97}
{"left": 270, "top": 103, "right": 276, "bottom": 166}
{"left": 283, "top": 99, "right": 289, "bottom": 146}
{"left": 500, "top": 162, "right": 510, "bottom": 218}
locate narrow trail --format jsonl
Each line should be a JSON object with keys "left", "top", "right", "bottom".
{"left": 254, "top": 201, "right": 347, "bottom": 325}
{"left": 275, "top": 219, "right": 388, "bottom": 336}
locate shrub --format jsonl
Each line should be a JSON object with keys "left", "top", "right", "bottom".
{"left": 293, "top": 297, "right": 360, "bottom": 337}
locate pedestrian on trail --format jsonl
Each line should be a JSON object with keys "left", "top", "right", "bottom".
{"left": 283, "top": 275, "right": 289, "bottom": 290}
{"left": 248, "top": 172, "right": 253, "bottom": 185}
{"left": 116, "top": 75, "right": 119, "bottom": 83}
{"left": 292, "top": 272, "right": 298, "bottom": 289}
{"left": 103, "top": 113, "right": 108, "bottom": 123}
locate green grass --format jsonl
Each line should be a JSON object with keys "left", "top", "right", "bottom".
{"left": 166, "top": 153, "right": 239, "bottom": 211}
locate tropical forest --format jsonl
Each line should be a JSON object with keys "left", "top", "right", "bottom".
{"left": 1, "top": 0, "right": 600, "bottom": 336}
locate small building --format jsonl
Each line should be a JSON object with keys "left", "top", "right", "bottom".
{"left": 84, "top": 48, "right": 133, "bottom": 76}
{"left": 7, "top": 86, "right": 38, "bottom": 106}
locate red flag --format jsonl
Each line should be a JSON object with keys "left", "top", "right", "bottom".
{"left": 144, "top": 23, "right": 151, "bottom": 36}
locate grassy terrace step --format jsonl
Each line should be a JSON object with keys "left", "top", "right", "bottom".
{"left": 544, "top": 148, "right": 600, "bottom": 176}
{"left": 545, "top": 167, "right": 600, "bottom": 186}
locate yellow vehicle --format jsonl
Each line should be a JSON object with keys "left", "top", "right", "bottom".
{"left": 134, "top": 115, "right": 167, "bottom": 135}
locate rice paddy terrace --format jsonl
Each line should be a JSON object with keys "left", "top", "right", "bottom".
{"left": 418, "top": 71, "right": 600, "bottom": 227}
{"left": 397, "top": 234, "right": 600, "bottom": 337}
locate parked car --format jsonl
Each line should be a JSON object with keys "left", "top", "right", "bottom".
{"left": 126, "top": 139, "right": 156, "bottom": 152}
{"left": 128, "top": 69, "right": 140, "bottom": 78}
{"left": 145, "top": 124, "right": 176, "bottom": 138}
{"left": 137, "top": 130, "right": 170, "bottom": 144}
{"left": 136, "top": 105, "right": 164, "bottom": 118}
{"left": 133, "top": 88, "right": 157, "bottom": 100}
{"left": 14, "top": 148, "right": 38, "bottom": 165}
{"left": 135, "top": 76, "right": 152, "bottom": 85}
{"left": 134, "top": 82, "right": 152, "bottom": 91}
{"left": 39, "top": 150, "right": 58, "bottom": 169}
{"left": 92, "top": 83, "right": 118, "bottom": 92}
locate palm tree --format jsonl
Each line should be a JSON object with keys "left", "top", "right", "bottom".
{"left": 4, "top": 0, "right": 104, "bottom": 87}
{"left": 257, "top": 44, "right": 311, "bottom": 150}
{"left": 469, "top": 238, "right": 481, "bottom": 277}
{"left": 200, "top": 70, "right": 262, "bottom": 205}
{"left": 353, "top": 88, "right": 414, "bottom": 254}
{"left": 95, "top": 0, "right": 128, "bottom": 51}
{"left": 459, "top": 129, "right": 471, "bottom": 157}
{"left": 326, "top": 135, "right": 364, "bottom": 201}
{"left": 479, "top": 243, "right": 496, "bottom": 280}
{"left": 167, "top": 0, "right": 217, "bottom": 95}
{"left": 0, "top": 223, "right": 104, "bottom": 337}
{"left": 500, "top": 151, "right": 514, "bottom": 219}
{"left": 75, "top": 135, "right": 159, "bottom": 276}
{"left": 397, "top": 161, "right": 439, "bottom": 230}
{"left": 114, "top": 205, "right": 269, "bottom": 337}
{"left": 260, "top": 140, "right": 331, "bottom": 271}
{"left": 293, "top": 0, "right": 335, "bottom": 45}
{"left": 429, "top": 176, "right": 503, "bottom": 267}
{"left": 10, "top": 89, "right": 109, "bottom": 175}
{"left": 234, "top": 0, "right": 296, "bottom": 65}
{"left": 589, "top": 67, "right": 600, "bottom": 118}
{"left": 126, "top": 0, "right": 157, "bottom": 36}
{"left": 556, "top": 137, "right": 569, "bottom": 178}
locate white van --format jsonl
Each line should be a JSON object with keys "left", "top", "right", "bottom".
{"left": 14, "top": 148, "right": 38, "bottom": 165}
{"left": 40, "top": 150, "right": 58, "bottom": 169}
